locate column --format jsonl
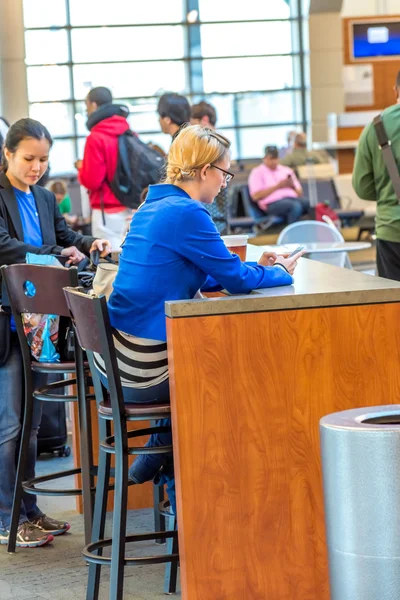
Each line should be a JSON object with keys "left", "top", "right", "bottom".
{"left": 0, "top": 0, "right": 29, "bottom": 123}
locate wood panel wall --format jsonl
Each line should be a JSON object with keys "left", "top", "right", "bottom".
{"left": 167, "top": 302, "right": 400, "bottom": 600}
{"left": 342, "top": 15, "right": 400, "bottom": 112}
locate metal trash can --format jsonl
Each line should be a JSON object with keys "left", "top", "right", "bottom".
{"left": 320, "top": 405, "right": 400, "bottom": 600}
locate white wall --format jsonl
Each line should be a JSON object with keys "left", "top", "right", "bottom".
{"left": 341, "top": 0, "right": 399, "bottom": 16}
{"left": 309, "top": 12, "right": 345, "bottom": 141}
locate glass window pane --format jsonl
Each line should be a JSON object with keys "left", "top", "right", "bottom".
{"left": 219, "top": 128, "right": 238, "bottom": 160}
{"left": 27, "top": 66, "right": 71, "bottom": 102}
{"left": 29, "top": 102, "right": 75, "bottom": 137}
{"left": 198, "top": 0, "right": 290, "bottom": 22}
{"left": 69, "top": 0, "right": 184, "bottom": 25}
{"left": 239, "top": 126, "right": 294, "bottom": 159}
{"left": 200, "top": 22, "right": 293, "bottom": 57}
{"left": 138, "top": 132, "right": 171, "bottom": 157}
{"left": 73, "top": 62, "right": 188, "bottom": 99}
{"left": 77, "top": 137, "right": 87, "bottom": 160}
{"left": 25, "top": 29, "right": 69, "bottom": 66}
{"left": 75, "top": 102, "right": 88, "bottom": 137}
{"left": 71, "top": 26, "right": 185, "bottom": 63}
{"left": 126, "top": 99, "right": 161, "bottom": 133}
{"left": 23, "top": 0, "right": 67, "bottom": 28}
{"left": 237, "top": 92, "right": 303, "bottom": 126}
{"left": 191, "top": 94, "right": 235, "bottom": 128}
{"left": 202, "top": 57, "right": 294, "bottom": 93}
{"left": 50, "top": 139, "right": 76, "bottom": 175}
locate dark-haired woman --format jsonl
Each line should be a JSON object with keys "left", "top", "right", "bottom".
{"left": 0, "top": 118, "right": 111, "bottom": 548}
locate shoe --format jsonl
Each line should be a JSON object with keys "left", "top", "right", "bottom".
{"left": 30, "top": 514, "right": 70, "bottom": 536}
{"left": 0, "top": 521, "right": 54, "bottom": 548}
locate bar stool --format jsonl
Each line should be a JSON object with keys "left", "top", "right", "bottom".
{"left": 63, "top": 287, "right": 179, "bottom": 600}
{"left": 1, "top": 264, "right": 95, "bottom": 552}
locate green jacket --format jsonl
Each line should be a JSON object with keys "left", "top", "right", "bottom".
{"left": 352, "top": 103, "right": 400, "bottom": 242}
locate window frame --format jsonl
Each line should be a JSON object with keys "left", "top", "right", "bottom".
{"left": 24, "top": 0, "right": 309, "bottom": 174}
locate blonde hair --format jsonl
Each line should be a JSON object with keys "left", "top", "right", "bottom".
{"left": 164, "top": 124, "right": 231, "bottom": 184}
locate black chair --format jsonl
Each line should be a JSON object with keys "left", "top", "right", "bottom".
{"left": 301, "top": 178, "right": 365, "bottom": 227}
{"left": 234, "top": 185, "right": 285, "bottom": 233}
{"left": 1, "top": 264, "right": 95, "bottom": 552}
{"left": 63, "top": 287, "right": 178, "bottom": 600}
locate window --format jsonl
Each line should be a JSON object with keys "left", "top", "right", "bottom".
{"left": 198, "top": 0, "right": 290, "bottom": 21}
{"left": 71, "top": 27, "right": 185, "bottom": 63}
{"left": 23, "top": 0, "right": 308, "bottom": 175}
{"left": 69, "top": 0, "right": 184, "bottom": 26}
{"left": 73, "top": 62, "right": 188, "bottom": 100}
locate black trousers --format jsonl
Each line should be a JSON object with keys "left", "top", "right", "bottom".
{"left": 376, "top": 239, "right": 400, "bottom": 281}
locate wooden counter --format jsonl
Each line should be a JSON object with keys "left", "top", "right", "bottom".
{"left": 166, "top": 259, "right": 400, "bottom": 600}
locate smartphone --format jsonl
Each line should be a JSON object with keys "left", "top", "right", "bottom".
{"left": 288, "top": 245, "right": 305, "bottom": 258}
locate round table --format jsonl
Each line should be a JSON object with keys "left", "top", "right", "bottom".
{"left": 247, "top": 241, "right": 371, "bottom": 261}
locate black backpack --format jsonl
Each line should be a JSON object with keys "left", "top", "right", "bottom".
{"left": 109, "top": 131, "right": 165, "bottom": 209}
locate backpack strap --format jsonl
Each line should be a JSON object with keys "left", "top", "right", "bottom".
{"left": 373, "top": 114, "right": 400, "bottom": 204}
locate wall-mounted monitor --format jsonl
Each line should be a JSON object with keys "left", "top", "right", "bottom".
{"left": 350, "top": 19, "right": 400, "bottom": 61}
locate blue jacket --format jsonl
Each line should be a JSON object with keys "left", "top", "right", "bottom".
{"left": 108, "top": 184, "right": 293, "bottom": 341}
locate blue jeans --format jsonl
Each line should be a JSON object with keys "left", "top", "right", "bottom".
{"left": 0, "top": 335, "right": 46, "bottom": 529}
{"left": 99, "top": 375, "right": 175, "bottom": 513}
{"left": 266, "top": 196, "right": 310, "bottom": 224}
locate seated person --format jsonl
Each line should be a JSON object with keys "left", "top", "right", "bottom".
{"left": 278, "top": 130, "right": 297, "bottom": 159}
{"left": 280, "top": 132, "right": 329, "bottom": 170}
{"left": 248, "top": 145, "right": 309, "bottom": 224}
{"left": 100, "top": 125, "right": 304, "bottom": 513}
{"left": 48, "top": 179, "right": 78, "bottom": 227}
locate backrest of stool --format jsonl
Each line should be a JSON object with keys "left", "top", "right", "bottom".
{"left": 1, "top": 264, "right": 78, "bottom": 317}
{"left": 1, "top": 264, "right": 80, "bottom": 397}
{"left": 63, "top": 287, "right": 126, "bottom": 423}
{"left": 63, "top": 287, "right": 108, "bottom": 355}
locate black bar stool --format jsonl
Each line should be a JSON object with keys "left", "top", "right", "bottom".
{"left": 63, "top": 287, "right": 179, "bottom": 600}
{"left": 1, "top": 264, "right": 95, "bottom": 552}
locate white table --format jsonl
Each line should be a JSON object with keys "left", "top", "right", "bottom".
{"left": 246, "top": 241, "right": 371, "bottom": 262}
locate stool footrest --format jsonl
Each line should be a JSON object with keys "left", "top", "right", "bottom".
{"left": 23, "top": 468, "right": 94, "bottom": 497}
{"left": 101, "top": 426, "right": 173, "bottom": 455}
{"left": 83, "top": 531, "right": 179, "bottom": 566}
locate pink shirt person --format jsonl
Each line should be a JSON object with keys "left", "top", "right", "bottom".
{"left": 248, "top": 146, "right": 303, "bottom": 212}
{"left": 248, "top": 163, "right": 301, "bottom": 210}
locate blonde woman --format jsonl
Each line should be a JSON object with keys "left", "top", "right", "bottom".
{"left": 97, "top": 125, "right": 304, "bottom": 513}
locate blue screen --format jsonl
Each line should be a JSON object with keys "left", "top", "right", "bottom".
{"left": 352, "top": 22, "right": 400, "bottom": 58}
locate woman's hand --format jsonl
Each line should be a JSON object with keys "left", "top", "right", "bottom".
{"left": 257, "top": 251, "right": 278, "bottom": 266}
{"left": 89, "top": 238, "right": 112, "bottom": 257}
{"left": 274, "top": 250, "right": 306, "bottom": 276}
{"left": 61, "top": 246, "right": 86, "bottom": 265}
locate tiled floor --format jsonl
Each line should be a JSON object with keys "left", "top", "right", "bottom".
{"left": 1, "top": 443, "right": 180, "bottom": 599}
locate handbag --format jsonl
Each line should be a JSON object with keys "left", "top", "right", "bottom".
{"left": 92, "top": 261, "right": 118, "bottom": 300}
{"left": 0, "top": 307, "right": 11, "bottom": 366}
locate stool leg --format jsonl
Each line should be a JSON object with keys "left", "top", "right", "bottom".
{"left": 151, "top": 419, "right": 166, "bottom": 545}
{"left": 76, "top": 344, "right": 95, "bottom": 546}
{"left": 153, "top": 485, "right": 166, "bottom": 545}
{"left": 109, "top": 422, "right": 129, "bottom": 600}
{"left": 153, "top": 484, "right": 165, "bottom": 544}
{"left": 86, "top": 418, "right": 111, "bottom": 600}
{"left": 7, "top": 382, "right": 33, "bottom": 553}
{"left": 164, "top": 517, "right": 179, "bottom": 594}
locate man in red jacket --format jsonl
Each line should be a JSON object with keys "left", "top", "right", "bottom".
{"left": 76, "top": 87, "right": 131, "bottom": 249}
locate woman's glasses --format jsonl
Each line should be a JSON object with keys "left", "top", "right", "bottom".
{"left": 210, "top": 164, "right": 235, "bottom": 183}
